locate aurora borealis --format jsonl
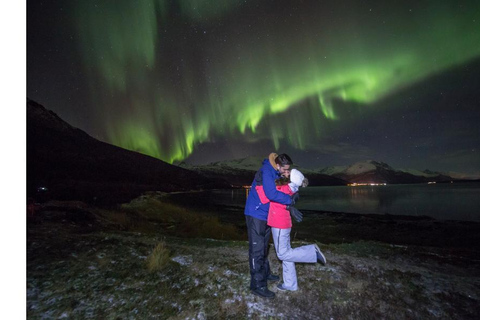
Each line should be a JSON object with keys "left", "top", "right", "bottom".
{"left": 28, "top": 0, "right": 480, "bottom": 175}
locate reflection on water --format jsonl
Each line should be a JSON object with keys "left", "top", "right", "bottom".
{"left": 185, "top": 183, "right": 480, "bottom": 222}
{"left": 295, "top": 183, "right": 480, "bottom": 221}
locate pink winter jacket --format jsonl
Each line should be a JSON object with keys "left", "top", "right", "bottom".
{"left": 256, "top": 184, "right": 294, "bottom": 229}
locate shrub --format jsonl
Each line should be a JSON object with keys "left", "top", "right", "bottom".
{"left": 146, "top": 242, "right": 170, "bottom": 272}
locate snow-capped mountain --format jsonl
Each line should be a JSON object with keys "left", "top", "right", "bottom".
{"left": 317, "top": 166, "right": 348, "bottom": 176}
{"left": 208, "top": 157, "right": 266, "bottom": 170}
{"left": 181, "top": 157, "right": 347, "bottom": 187}
{"left": 343, "top": 161, "right": 395, "bottom": 175}
{"left": 182, "top": 158, "right": 464, "bottom": 186}
{"left": 320, "top": 160, "right": 454, "bottom": 184}
{"left": 397, "top": 168, "right": 443, "bottom": 178}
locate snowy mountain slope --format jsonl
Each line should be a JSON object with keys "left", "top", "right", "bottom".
{"left": 181, "top": 156, "right": 347, "bottom": 186}
{"left": 318, "top": 166, "right": 348, "bottom": 176}
{"left": 320, "top": 160, "right": 454, "bottom": 184}
{"left": 397, "top": 168, "right": 441, "bottom": 178}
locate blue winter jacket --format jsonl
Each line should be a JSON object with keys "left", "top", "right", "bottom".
{"left": 244, "top": 158, "right": 292, "bottom": 221}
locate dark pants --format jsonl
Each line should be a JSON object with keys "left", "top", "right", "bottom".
{"left": 246, "top": 215, "right": 272, "bottom": 289}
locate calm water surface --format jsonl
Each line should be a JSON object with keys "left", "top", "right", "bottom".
{"left": 190, "top": 182, "right": 480, "bottom": 222}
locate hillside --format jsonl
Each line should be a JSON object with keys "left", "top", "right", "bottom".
{"left": 27, "top": 99, "right": 227, "bottom": 205}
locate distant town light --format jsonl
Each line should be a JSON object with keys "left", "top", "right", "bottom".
{"left": 347, "top": 182, "right": 387, "bottom": 187}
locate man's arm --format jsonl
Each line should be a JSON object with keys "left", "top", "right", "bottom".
{"left": 262, "top": 168, "right": 292, "bottom": 205}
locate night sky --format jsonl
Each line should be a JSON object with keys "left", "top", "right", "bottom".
{"left": 27, "top": 0, "right": 480, "bottom": 176}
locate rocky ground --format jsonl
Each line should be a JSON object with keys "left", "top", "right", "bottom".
{"left": 27, "top": 195, "right": 480, "bottom": 319}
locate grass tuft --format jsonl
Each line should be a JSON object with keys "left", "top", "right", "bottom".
{"left": 146, "top": 242, "right": 170, "bottom": 272}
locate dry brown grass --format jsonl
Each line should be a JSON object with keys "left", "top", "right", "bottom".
{"left": 146, "top": 242, "right": 170, "bottom": 272}
{"left": 95, "top": 208, "right": 132, "bottom": 226}
{"left": 118, "top": 195, "right": 243, "bottom": 240}
{"left": 93, "top": 195, "right": 243, "bottom": 240}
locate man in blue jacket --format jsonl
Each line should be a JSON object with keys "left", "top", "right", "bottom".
{"left": 245, "top": 153, "right": 294, "bottom": 298}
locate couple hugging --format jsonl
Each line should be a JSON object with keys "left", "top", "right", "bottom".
{"left": 244, "top": 153, "right": 326, "bottom": 299}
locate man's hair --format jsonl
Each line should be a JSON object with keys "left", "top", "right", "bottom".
{"left": 275, "top": 153, "right": 293, "bottom": 166}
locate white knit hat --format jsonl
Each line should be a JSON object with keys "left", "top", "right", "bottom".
{"left": 289, "top": 169, "right": 304, "bottom": 187}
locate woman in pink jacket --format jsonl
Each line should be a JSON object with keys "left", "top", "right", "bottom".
{"left": 257, "top": 169, "right": 327, "bottom": 291}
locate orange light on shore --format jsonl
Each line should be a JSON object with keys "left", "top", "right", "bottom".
{"left": 244, "top": 186, "right": 251, "bottom": 197}
{"left": 347, "top": 182, "right": 387, "bottom": 186}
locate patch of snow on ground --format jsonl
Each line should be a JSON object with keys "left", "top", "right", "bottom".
{"left": 223, "top": 269, "right": 238, "bottom": 277}
{"left": 246, "top": 301, "right": 277, "bottom": 318}
{"left": 224, "top": 294, "right": 242, "bottom": 304}
{"left": 172, "top": 255, "right": 193, "bottom": 266}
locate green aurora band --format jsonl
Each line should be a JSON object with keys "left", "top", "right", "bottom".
{"left": 74, "top": 0, "right": 480, "bottom": 163}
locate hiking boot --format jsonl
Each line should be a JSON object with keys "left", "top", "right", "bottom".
{"left": 267, "top": 273, "right": 280, "bottom": 281}
{"left": 251, "top": 286, "right": 275, "bottom": 299}
{"left": 277, "top": 283, "right": 287, "bottom": 291}
{"left": 314, "top": 244, "right": 327, "bottom": 265}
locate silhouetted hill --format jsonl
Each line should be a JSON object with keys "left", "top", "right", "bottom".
{"left": 27, "top": 99, "right": 228, "bottom": 205}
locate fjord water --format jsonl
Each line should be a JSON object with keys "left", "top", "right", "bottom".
{"left": 296, "top": 182, "right": 480, "bottom": 222}
{"left": 199, "top": 182, "right": 480, "bottom": 222}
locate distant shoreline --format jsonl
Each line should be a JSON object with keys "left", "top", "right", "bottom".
{"left": 159, "top": 191, "right": 480, "bottom": 251}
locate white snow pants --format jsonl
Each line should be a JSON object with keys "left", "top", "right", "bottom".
{"left": 271, "top": 227, "right": 317, "bottom": 291}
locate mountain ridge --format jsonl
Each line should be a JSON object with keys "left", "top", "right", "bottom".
{"left": 183, "top": 158, "right": 464, "bottom": 185}
{"left": 180, "top": 157, "right": 348, "bottom": 186}
{"left": 27, "top": 99, "right": 228, "bottom": 205}
{"left": 323, "top": 160, "right": 455, "bottom": 184}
